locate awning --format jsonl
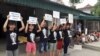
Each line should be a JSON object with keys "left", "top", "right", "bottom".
{"left": 3, "top": 0, "right": 91, "bottom": 16}
{"left": 76, "top": 15, "right": 100, "bottom": 20}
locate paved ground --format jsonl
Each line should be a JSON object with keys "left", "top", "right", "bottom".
{"left": 86, "top": 41, "right": 100, "bottom": 47}
{"left": 68, "top": 48, "right": 100, "bottom": 56}
{"left": 0, "top": 40, "right": 100, "bottom": 56}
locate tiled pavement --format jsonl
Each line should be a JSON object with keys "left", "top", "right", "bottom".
{"left": 68, "top": 48, "right": 100, "bottom": 56}
{"left": 83, "top": 41, "right": 100, "bottom": 51}
{"left": 0, "top": 41, "right": 100, "bottom": 56}
{"left": 0, "top": 46, "right": 100, "bottom": 56}
{"left": 86, "top": 41, "right": 100, "bottom": 47}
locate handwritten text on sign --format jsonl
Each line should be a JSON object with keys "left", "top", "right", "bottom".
{"left": 28, "top": 16, "right": 38, "bottom": 24}
{"left": 9, "top": 12, "right": 21, "bottom": 21}
{"left": 44, "top": 14, "right": 53, "bottom": 21}
{"left": 53, "top": 11, "right": 60, "bottom": 19}
{"left": 60, "top": 18, "right": 67, "bottom": 24}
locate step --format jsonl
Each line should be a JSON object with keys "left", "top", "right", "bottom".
{"left": 83, "top": 42, "right": 100, "bottom": 51}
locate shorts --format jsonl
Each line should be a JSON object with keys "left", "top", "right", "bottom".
{"left": 57, "top": 40, "right": 63, "bottom": 50}
{"left": 26, "top": 42, "right": 36, "bottom": 53}
{"left": 50, "top": 43, "right": 56, "bottom": 51}
{"left": 39, "top": 42, "right": 48, "bottom": 53}
{"left": 6, "top": 49, "right": 18, "bottom": 56}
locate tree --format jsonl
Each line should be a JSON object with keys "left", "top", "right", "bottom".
{"left": 92, "top": 0, "right": 100, "bottom": 16}
{"left": 70, "top": 0, "right": 81, "bottom": 4}
{"left": 69, "top": 0, "right": 83, "bottom": 8}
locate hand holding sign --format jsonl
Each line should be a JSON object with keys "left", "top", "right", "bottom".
{"left": 60, "top": 18, "right": 67, "bottom": 24}
{"left": 53, "top": 11, "right": 60, "bottom": 19}
{"left": 68, "top": 14, "right": 73, "bottom": 24}
{"left": 44, "top": 14, "right": 53, "bottom": 21}
{"left": 9, "top": 12, "right": 22, "bottom": 21}
{"left": 28, "top": 16, "right": 38, "bottom": 24}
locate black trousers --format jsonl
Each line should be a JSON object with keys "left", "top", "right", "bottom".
{"left": 63, "top": 37, "right": 70, "bottom": 54}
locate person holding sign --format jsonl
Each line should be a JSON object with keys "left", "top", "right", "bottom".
{"left": 62, "top": 23, "right": 71, "bottom": 56}
{"left": 3, "top": 15, "right": 25, "bottom": 56}
{"left": 56, "top": 25, "right": 63, "bottom": 56}
{"left": 25, "top": 18, "right": 41, "bottom": 56}
{"left": 48, "top": 23, "right": 58, "bottom": 56}
{"left": 38, "top": 18, "right": 48, "bottom": 56}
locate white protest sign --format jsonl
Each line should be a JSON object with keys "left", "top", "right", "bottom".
{"left": 60, "top": 18, "right": 67, "bottom": 24}
{"left": 9, "top": 12, "right": 21, "bottom": 21}
{"left": 53, "top": 11, "right": 60, "bottom": 19}
{"left": 85, "top": 28, "right": 88, "bottom": 35}
{"left": 56, "top": 19, "right": 60, "bottom": 26}
{"left": 44, "top": 14, "right": 53, "bottom": 21}
{"left": 28, "top": 16, "right": 38, "bottom": 24}
{"left": 78, "top": 28, "right": 81, "bottom": 32}
{"left": 74, "top": 45, "right": 82, "bottom": 50}
{"left": 68, "top": 14, "right": 73, "bottom": 24}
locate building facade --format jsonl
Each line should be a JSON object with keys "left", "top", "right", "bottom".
{"left": 78, "top": 4, "right": 100, "bottom": 33}
{"left": 50, "top": 0, "right": 63, "bottom": 4}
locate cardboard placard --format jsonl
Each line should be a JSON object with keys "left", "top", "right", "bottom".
{"left": 56, "top": 19, "right": 60, "bottom": 26}
{"left": 9, "top": 12, "right": 21, "bottom": 21}
{"left": 74, "top": 45, "right": 82, "bottom": 50}
{"left": 85, "top": 28, "right": 88, "bottom": 35}
{"left": 28, "top": 16, "right": 38, "bottom": 24}
{"left": 60, "top": 18, "right": 67, "bottom": 24}
{"left": 68, "top": 14, "right": 73, "bottom": 24}
{"left": 44, "top": 14, "right": 53, "bottom": 21}
{"left": 53, "top": 11, "right": 60, "bottom": 19}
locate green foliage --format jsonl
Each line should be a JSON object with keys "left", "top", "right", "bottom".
{"left": 69, "top": 0, "right": 83, "bottom": 8}
{"left": 92, "top": 0, "right": 100, "bottom": 16}
{"left": 69, "top": 0, "right": 82, "bottom": 4}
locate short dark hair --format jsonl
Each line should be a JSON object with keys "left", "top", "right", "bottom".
{"left": 8, "top": 21, "right": 16, "bottom": 25}
{"left": 66, "top": 23, "right": 71, "bottom": 26}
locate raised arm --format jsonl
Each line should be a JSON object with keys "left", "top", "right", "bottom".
{"left": 25, "top": 22, "right": 28, "bottom": 33}
{"left": 3, "top": 15, "right": 9, "bottom": 32}
{"left": 37, "top": 23, "right": 41, "bottom": 32}
{"left": 19, "top": 17, "right": 25, "bottom": 32}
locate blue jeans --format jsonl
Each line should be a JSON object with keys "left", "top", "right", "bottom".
{"left": 39, "top": 42, "right": 48, "bottom": 53}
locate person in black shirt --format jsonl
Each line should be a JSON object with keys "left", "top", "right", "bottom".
{"left": 3, "top": 15, "right": 25, "bottom": 56}
{"left": 62, "top": 23, "right": 71, "bottom": 56}
{"left": 38, "top": 19, "right": 48, "bottom": 56}
{"left": 56, "top": 25, "right": 63, "bottom": 56}
{"left": 49, "top": 23, "right": 57, "bottom": 56}
{"left": 25, "top": 21, "right": 41, "bottom": 56}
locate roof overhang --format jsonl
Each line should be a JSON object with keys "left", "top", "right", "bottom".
{"left": 2, "top": 0, "right": 92, "bottom": 16}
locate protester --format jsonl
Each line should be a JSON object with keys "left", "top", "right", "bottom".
{"left": 56, "top": 25, "right": 63, "bottom": 56}
{"left": 62, "top": 23, "right": 71, "bottom": 56}
{"left": 49, "top": 23, "right": 57, "bottom": 56}
{"left": 48, "top": 25, "right": 53, "bottom": 56}
{"left": 3, "top": 15, "right": 25, "bottom": 56}
{"left": 39, "top": 19, "right": 48, "bottom": 56}
{"left": 25, "top": 20, "right": 41, "bottom": 56}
